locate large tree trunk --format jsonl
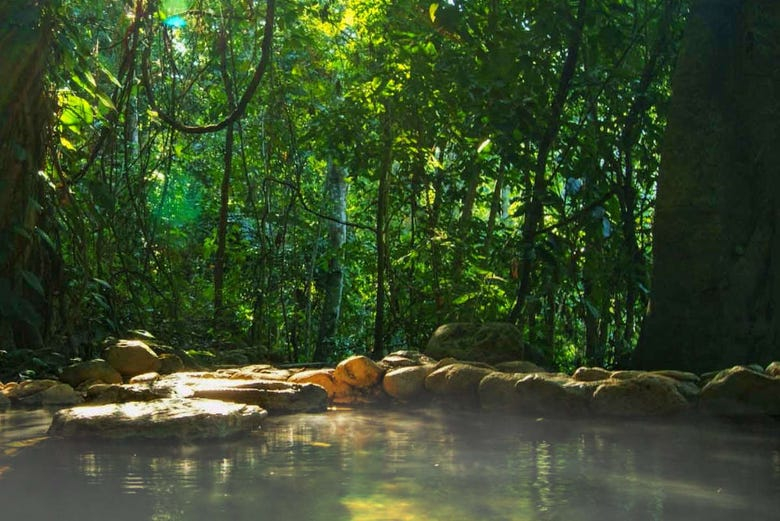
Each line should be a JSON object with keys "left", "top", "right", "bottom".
{"left": 0, "top": 1, "right": 55, "bottom": 349}
{"left": 638, "top": 0, "right": 780, "bottom": 372}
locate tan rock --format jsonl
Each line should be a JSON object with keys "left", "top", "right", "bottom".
{"left": 36, "top": 383, "right": 84, "bottom": 406}
{"left": 514, "top": 374, "right": 590, "bottom": 416}
{"left": 86, "top": 383, "right": 163, "bottom": 404}
{"left": 425, "top": 363, "right": 493, "bottom": 405}
{"left": 103, "top": 339, "right": 161, "bottom": 377}
{"left": 382, "top": 366, "right": 429, "bottom": 401}
{"left": 193, "top": 383, "right": 327, "bottom": 414}
{"left": 288, "top": 368, "right": 354, "bottom": 402}
{"left": 572, "top": 367, "right": 611, "bottom": 382}
{"left": 494, "top": 360, "right": 545, "bottom": 373}
{"left": 651, "top": 370, "right": 700, "bottom": 384}
{"left": 48, "top": 398, "right": 266, "bottom": 440}
{"left": 593, "top": 374, "right": 688, "bottom": 416}
{"left": 129, "top": 372, "right": 160, "bottom": 384}
{"left": 765, "top": 361, "right": 780, "bottom": 377}
{"left": 2, "top": 379, "right": 58, "bottom": 401}
{"left": 478, "top": 372, "right": 526, "bottom": 411}
{"left": 609, "top": 370, "right": 646, "bottom": 380}
{"left": 231, "top": 367, "right": 292, "bottom": 381}
{"left": 699, "top": 365, "right": 780, "bottom": 415}
{"left": 334, "top": 355, "right": 384, "bottom": 388}
{"left": 60, "top": 359, "right": 123, "bottom": 387}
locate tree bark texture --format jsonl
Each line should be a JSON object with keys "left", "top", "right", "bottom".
{"left": 314, "top": 161, "right": 347, "bottom": 362}
{"left": 638, "top": 0, "right": 780, "bottom": 372}
{"left": 0, "top": 1, "right": 55, "bottom": 348}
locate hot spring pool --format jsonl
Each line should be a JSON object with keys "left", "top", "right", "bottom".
{"left": 1, "top": 407, "right": 778, "bottom": 520}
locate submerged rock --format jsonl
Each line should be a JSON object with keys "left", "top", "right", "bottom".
{"left": 592, "top": 374, "right": 688, "bottom": 416}
{"left": 382, "top": 365, "right": 430, "bottom": 401}
{"left": 699, "top": 365, "right": 780, "bottom": 415}
{"left": 48, "top": 398, "right": 266, "bottom": 440}
{"left": 103, "top": 339, "right": 162, "bottom": 378}
{"left": 425, "top": 322, "right": 526, "bottom": 364}
{"left": 60, "top": 359, "right": 123, "bottom": 387}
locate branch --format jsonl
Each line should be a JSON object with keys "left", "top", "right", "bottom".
{"left": 141, "top": 0, "right": 275, "bottom": 134}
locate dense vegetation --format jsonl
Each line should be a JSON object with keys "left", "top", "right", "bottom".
{"left": 0, "top": 0, "right": 689, "bottom": 378}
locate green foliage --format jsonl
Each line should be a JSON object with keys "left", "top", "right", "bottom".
{"left": 1, "top": 0, "right": 688, "bottom": 371}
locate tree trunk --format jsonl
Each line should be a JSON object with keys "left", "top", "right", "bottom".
{"left": 314, "top": 161, "right": 347, "bottom": 361}
{"left": 0, "top": 1, "right": 55, "bottom": 349}
{"left": 372, "top": 110, "right": 392, "bottom": 360}
{"left": 638, "top": 0, "right": 780, "bottom": 372}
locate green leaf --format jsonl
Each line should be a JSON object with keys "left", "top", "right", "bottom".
{"left": 60, "top": 136, "right": 77, "bottom": 150}
{"left": 21, "top": 270, "right": 44, "bottom": 296}
{"left": 93, "top": 277, "right": 113, "bottom": 291}
{"left": 429, "top": 3, "right": 439, "bottom": 23}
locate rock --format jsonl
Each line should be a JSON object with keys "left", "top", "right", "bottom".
{"left": 766, "top": 361, "right": 780, "bottom": 377}
{"left": 378, "top": 351, "right": 436, "bottom": 370}
{"left": 231, "top": 367, "right": 292, "bottom": 381}
{"left": 478, "top": 372, "right": 526, "bottom": 411}
{"left": 23, "top": 383, "right": 84, "bottom": 406}
{"left": 334, "top": 355, "right": 385, "bottom": 388}
{"left": 2, "top": 379, "right": 58, "bottom": 402}
{"left": 129, "top": 372, "right": 160, "bottom": 384}
{"left": 193, "top": 383, "right": 327, "bottom": 414}
{"left": 103, "top": 339, "right": 161, "bottom": 377}
{"left": 48, "top": 398, "right": 267, "bottom": 440}
{"left": 158, "top": 353, "right": 184, "bottom": 374}
{"left": 699, "top": 365, "right": 780, "bottom": 415}
{"left": 572, "top": 367, "right": 611, "bottom": 382}
{"left": 592, "top": 374, "right": 689, "bottom": 416}
{"left": 651, "top": 370, "right": 700, "bottom": 384}
{"left": 494, "top": 361, "right": 546, "bottom": 373}
{"left": 288, "top": 368, "right": 354, "bottom": 402}
{"left": 382, "top": 366, "right": 430, "bottom": 401}
{"left": 514, "top": 374, "right": 591, "bottom": 416}
{"left": 86, "top": 383, "right": 165, "bottom": 404}
{"left": 609, "top": 370, "right": 646, "bottom": 380}
{"left": 424, "top": 363, "right": 493, "bottom": 405}
{"left": 60, "top": 359, "right": 123, "bottom": 387}
{"left": 425, "top": 322, "right": 525, "bottom": 364}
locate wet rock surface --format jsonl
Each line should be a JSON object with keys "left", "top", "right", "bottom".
{"left": 48, "top": 398, "right": 267, "bottom": 440}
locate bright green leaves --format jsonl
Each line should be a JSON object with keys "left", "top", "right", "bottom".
{"left": 59, "top": 91, "right": 93, "bottom": 132}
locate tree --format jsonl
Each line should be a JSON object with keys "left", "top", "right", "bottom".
{"left": 637, "top": 0, "right": 780, "bottom": 372}
{"left": 0, "top": 0, "right": 57, "bottom": 349}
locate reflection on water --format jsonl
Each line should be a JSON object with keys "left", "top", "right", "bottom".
{"left": 0, "top": 407, "right": 778, "bottom": 521}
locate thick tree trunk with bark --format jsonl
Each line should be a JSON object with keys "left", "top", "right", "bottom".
{"left": 638, "top": 0, "right": 780, "bottom": 372}
{"left": 0, "top": 1, "right": 55, "bottom": 348}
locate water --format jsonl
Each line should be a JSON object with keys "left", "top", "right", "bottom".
{"left": 1, "top": 407, "right": 778, "bottom": 521}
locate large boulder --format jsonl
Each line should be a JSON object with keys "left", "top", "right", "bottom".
{"left": 103, "top": 339, "right": 161, "bottom": 378}
{"left": 158, "top": 353, "right": 184, "bottom": 374}
{"left": 379, "top": 350, "right": 436, "bottom": 370}
{"left": 478, "top": 372, "right": 526, "bottom": 411}
{"left": 382, "top": 365, "right": 430, "bottom": 401}
{"left": 699, "top": 365, "right": 780, "bottom": 415}
{"left": 424, "top": 363, "right": 493, "bottom": 406}
{"left": 334, "top": 355, "right": 385, "bottom": 388}
{"left": 425, "top": 323, "right": 525, "bottom": 364}
{"left": 20, "top": 383, "right": 83, "bottom": 406}
{"left": 592, "top": 374, "right": 689, "bottom": 416}
{"left": 48, "top": 398, "right": 266, "bottom": 440}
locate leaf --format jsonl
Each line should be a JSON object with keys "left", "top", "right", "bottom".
{"left": 21, "top": 270, "right": 44, "bottom": 296}
{"left": 477, "top": 138, "right": 492, "bottom": 154}
{"left": 429, "top": 3, "right": 439, "bottom": 23}
{"left": 92, "top": 277, "right": 113, "bottom": 291}
{"left": 452, "top": 292, "right": 477, "bottom": 305}
{"left": 60, "top": 136, "right": 77, "bottom": 151}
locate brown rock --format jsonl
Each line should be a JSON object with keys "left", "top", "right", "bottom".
{"left": 334, "top": 355, "right": 384, "bottom": 388}
{"left": 592, "top": 374, "right": 688, "bottom": 416}
{"left": 192, "top": 383, "right": 327, "bottom": 413}
{"left": 48, "top": 398, "right": 266, "bottom": 440}
{"left": 60, "top": 359, "right": 123, "bottom": 387}
{"left": 478, "top": 372, "right": 526, "bottom": 411}
{"left": 158, "top": 353, "right": 184, "bottom": 374}
{"left": 766, "top": 361, "right": 780, "bottom": 377}
{"left": 2, "top": 379, "right": 58, "bottom": 401}
{"left": 288, "top": 368, "right": 353, "bottom": 402}
{"left": 514, "top": 374, "right": 591, "bottom": 416}
{"left": 86, "top": 383, "right": 164, "bottom": 404}
{"left": 103, "top": 339, "right": 161, "bottom": 377}
{"left": 572, "top": 367, "right": 611, "bottom": 382}
{"left": 129, "top": 372, "right": 160, "bottom": 384}
{"left": 33, "top": 383, "right": 84, "bottom": 406}
{"left": 382, "top": 366, "right": 429, "bottom": 401}
{"left": 425, "top": 363, "right": 493, "bottom": 405}
{"left": 609, "top": 370, "right": 646, "bottom": 380}
{"left": 495, "top": 361, "right": 546, "bottom": 373}
{"left": 651, "top": 370, "right": 700, "bottom": 384}
{"left": 699, "top": 365, "right": 780, "bottom": 415}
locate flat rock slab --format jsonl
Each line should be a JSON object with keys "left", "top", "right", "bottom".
{"left": 48, "top": 398, "right": 267, "bottom": 440}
